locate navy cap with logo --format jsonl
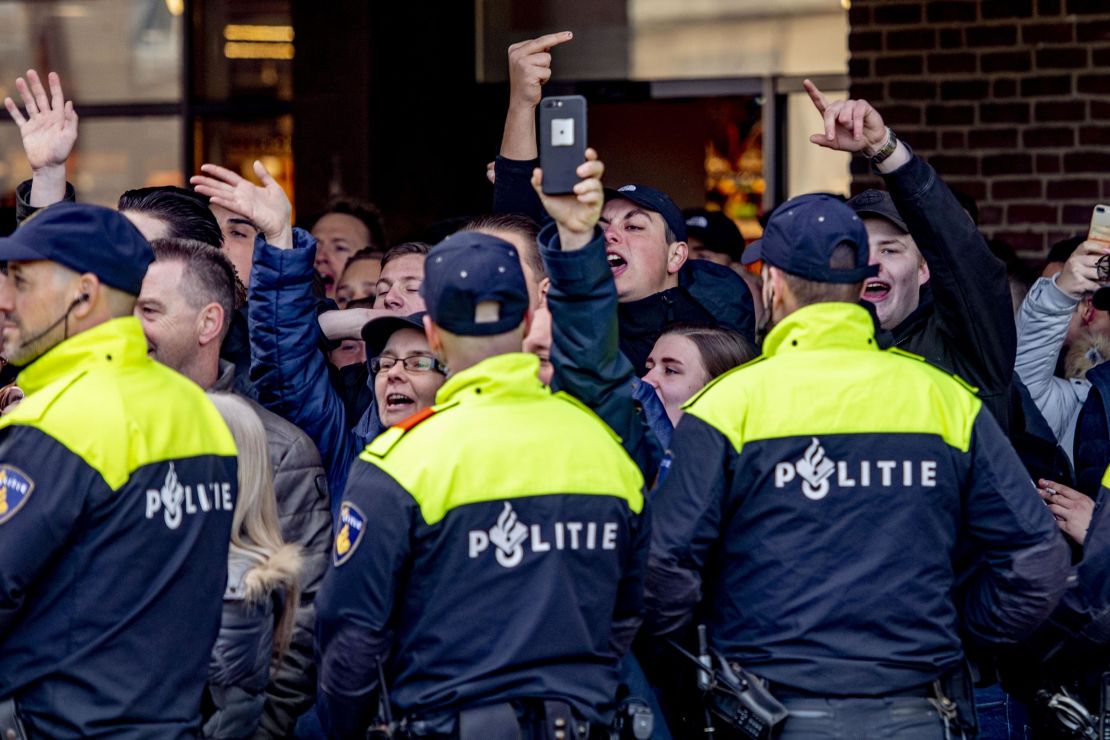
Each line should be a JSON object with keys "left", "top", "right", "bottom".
{"left": 605, "top": 184, "right": 687, "bottom": 243}
{"left": 741, "top": 193, "right": 878, "bottom": 284}
{"left": 0, "top": 202, "right": 153, "bottom": 295}
{"left": 421, "top": 232, "right": 529, "bottom": 336}
{"left": 845, "top": 189, "right": 908, "bottom": 233}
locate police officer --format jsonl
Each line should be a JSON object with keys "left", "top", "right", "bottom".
{"left": 314, "top": 228, "right": 649, "bottom": 739}
{"left": 0, "top": 204, "right": 238, "bottom": 738}
{"left": 643, "top": 193, "right": 1070, "bottom": 738}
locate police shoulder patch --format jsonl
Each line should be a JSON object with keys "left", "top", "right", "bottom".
{"left": 0, "top": 465, "right": 35, "bottom": 525}
{"left": 333, "top": 501, "right": 367, "bottom": 566}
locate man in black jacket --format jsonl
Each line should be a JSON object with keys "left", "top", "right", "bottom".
{"left": 804, "top": 80, "right": 1015, "bottom": 433}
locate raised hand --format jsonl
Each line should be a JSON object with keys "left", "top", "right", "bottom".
{"left": 531, "top": 148, "right": 604, "bottom": 250}
{"left": 5, "top": 70, "right": 78, "bottom": 172}
{"left": 508, "top": 31, "right": 573, "bottom": 109}
{"left": 191, "top": 160, "right": 293, "bottom": 249}
{"left": 1055, "top": 240, "right": 1110, "bottom": 299}
{"left": 803, "top": 79, "right": 887, "bottom": 154}
{"left": 501, "top": 31, "right": 573, "bottom": 161}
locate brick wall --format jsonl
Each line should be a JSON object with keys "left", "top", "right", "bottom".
{"left": 848, "top": 0, "right": 1110, "bottom": 260}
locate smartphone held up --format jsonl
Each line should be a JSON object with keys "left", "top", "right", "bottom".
{"left": 539, "top": 95, "right": 587, "bottom": 195}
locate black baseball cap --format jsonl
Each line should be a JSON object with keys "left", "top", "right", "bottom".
{"left": 421, "top": 232, "right": 529, "bottom": 336}
{"left": 846, "top": 189, "right": 908, "bottom": 233}
{"left": 684, "top": 209, "right": 746, "bottom": 261}
{"left": 0, "top": 202, "right": 153, "bottom": 295}
{"left": 605, "top": 184, "right": 687, "bottom": 242}
{"left": 741, "top": 193, "right": 877, "bottom": 284}
{"left": 361, "top": 312, "right": 427, "bottom": 358}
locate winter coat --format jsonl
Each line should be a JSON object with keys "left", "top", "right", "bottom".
{"left": 203, "top": 546, "right": 301, "bottom": 739}
{"left": 211, "top": 362, "right": 331, "bottom": 737}
{"left": 1015, "top": 275, "right": 1110, "bottom": 464}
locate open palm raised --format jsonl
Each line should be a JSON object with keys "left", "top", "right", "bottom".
{"left": 4, "top": 70, "right": 78, "bottom": 172}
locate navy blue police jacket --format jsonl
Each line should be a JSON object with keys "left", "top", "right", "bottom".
{"left": 315, "top": 353, "right": 648, "bottom": 739}
{"left": 0, "top": 318, "right": 238, "bottom": 738}
{"left": 645, "top": 302, "right": 1070, "bottom": 696}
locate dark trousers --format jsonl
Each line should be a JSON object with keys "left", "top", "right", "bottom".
{"left": 775, "top": 696, "right": 947, "bottom": 739}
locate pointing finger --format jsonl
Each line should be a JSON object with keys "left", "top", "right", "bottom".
{"left": 517, "top": 31, "right": 574, "bottom": 56}
{"left": 803, "top": 78, "right": 829, "bottom": 114}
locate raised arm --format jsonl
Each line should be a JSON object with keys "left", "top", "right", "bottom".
{"left": 532, "top": 150, "right": 661, "bottom": 477}
{"left": 1015, "top": 242, "right": 1107, "bottom": 441}
{"left": 493, "top": 32, "right": 572, "bottom": 221}
{"left": 4, "top": 70, "right": 78, "bottom": 213}
{"left": 805, "top": 80, "right": 1016, "bottom": 425}
{"left": 192, "top": 162, "right": 356, "bottom": 501}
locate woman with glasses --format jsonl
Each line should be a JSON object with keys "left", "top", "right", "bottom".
{"left": 361, "top": 312, "right": 448, "bottom": 428}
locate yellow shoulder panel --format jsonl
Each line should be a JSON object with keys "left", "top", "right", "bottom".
{"left": 2, "top": 361, "right": 235, "bottom": 490}
{"left": 363, "top": 394, "right": 644, "bottom": 524}
{"left": 686, "top": 347, "right": 981, "bottom": 455}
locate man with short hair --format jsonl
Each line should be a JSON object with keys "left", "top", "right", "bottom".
{"left": 0, "top": 203, "right": 238, "bottom": 738}
{"left": 803, "top": 81, "right": 1016, "bottom": 433}
{"left": 645, "top": 193, "right": 1070, "bottom": 739}
{"left": 315, "top": 227, "right": 648, "bottom": 739}
{"left": 489, "top": 37, "right": 755, "bottom": 374}
{"left": 601, "top": 185, "right": 755, "bottom": 374}
{"left": 135, "top": 238, "right": 331, "bottom": 737}
{"left": 311, "top": 197, "right": 387, "bottom": 299}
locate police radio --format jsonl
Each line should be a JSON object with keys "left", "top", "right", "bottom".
{"left": 668, "top": 626, "right": 788, "bottom": 740}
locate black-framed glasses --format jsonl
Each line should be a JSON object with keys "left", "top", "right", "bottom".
{"left": 371, "top": 354, "right": 446, "bottom": 375}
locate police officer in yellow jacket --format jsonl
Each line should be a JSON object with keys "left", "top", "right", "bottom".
{"left": 315, "top": 231, "right": 649, "bottom": 739}
{"left": 644, "top": 194, "right": 1070, "bottom": 738}
{"left": 0, "top": 203, "right": 238, "bottom": 739}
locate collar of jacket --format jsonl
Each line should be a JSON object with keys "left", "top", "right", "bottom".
{"left": 212, "top": 359, "right": 236, "bottom": 392}
{"left": 762, "top": 302, "right": 879, "bottom": 357}
{"left": 435, "top": 352, "right": 544, "bottom": 405}
{"left": 18, "top": 316, "right": 149, "bottom": 395}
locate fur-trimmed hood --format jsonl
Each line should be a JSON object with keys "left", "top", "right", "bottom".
{"left": 1066, "top": 329, "right": 1110, "bottom": 381}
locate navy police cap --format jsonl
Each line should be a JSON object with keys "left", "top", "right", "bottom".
{"left": 0, "top": 202, "right": 153, "bottom": 295}
{"left": 605, "top": 184, "right": 687, "bottom": 243}
{"left": 742, "top": 193, "right": 877, "bottom": 284}
{"left": 421, "top": 232, "right": 529, "bottom": 337}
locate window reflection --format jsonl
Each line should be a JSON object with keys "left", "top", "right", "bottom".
{"left": 0, "top": 116, "right": 182, "bottom": 208}
{"left": 0, "top": 0, "right": 181, "bottom": 104}
{"left": 193, "top": 1, "right": 293, "bottom": 101}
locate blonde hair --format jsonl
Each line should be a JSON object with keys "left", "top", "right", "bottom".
{"left": 208, "top": 392, "right": 302, "bottom": 658}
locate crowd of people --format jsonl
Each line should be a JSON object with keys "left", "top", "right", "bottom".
{"left": 1, "top": 32, "right": 1110, "bottom": 740}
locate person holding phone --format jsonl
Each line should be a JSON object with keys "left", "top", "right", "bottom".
{"left": 492, "top": 35, "right": 756, "bottom": 377}
{"left": 1014, "top": 234, "right": 1110, "bottom": 468}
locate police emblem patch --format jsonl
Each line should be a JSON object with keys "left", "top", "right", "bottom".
{"left": 334, "top": 502, "right": 367, "bottom": 566}
{"left": 0, "top": 465, "right": 35, "bottom": 525}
